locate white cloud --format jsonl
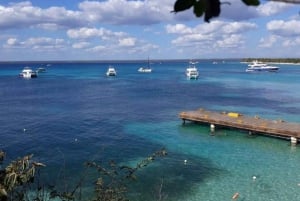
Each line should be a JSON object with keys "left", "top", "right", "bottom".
{"left": 166, "top": 21, "right": 256, "bottom": 49}
{"left": 67, "top": 27, "right": 126, "bottom": 40}
{"left": 4, "top": 37, "right": 66, "bottom": 50}
{"left": 257, "top": 2, "right": 292, "bottom": 16}
{"left": 0, "top": 1, "right": 84, "bottom": 30}
{"left": 66, "top": 26, "right": 158, "bottom": 56}
{"left": 282, "top": 37, "right": 300, "bottom": 47}
{"left": 118, "top": 37, "right": 136, "bottom": 47}
{"left": 78, "top": 0, "right": 173, "bottom": 25}
{"left": 87, "top": 45, "right": 107, "bottom": 52}
{"left": 72, "top": 42, "right": 90, "bottom": 49}
{"left": 222, "top": 22, "right": 257, "bottom": 34}
{"left": 6, "top": 38, "right": 19, "bottom": 46}
{"left": 216, "top": 34, "right": 244, "bottom": 48}
{"left": 221, "top": 1, "right": 293, "bottom": 21}
{"left": 267, "top": 20, "right": 300, "bottom": 37}
{"left": 166, "top": 24, "right": 192, "bottom": 34}
{"left": 259, "top": 35, "right": 279, "bottom": 48}
{"left": 221, "top": 0, "right": 258, "bottom": 21}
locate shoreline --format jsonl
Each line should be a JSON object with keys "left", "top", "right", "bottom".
{"left": 240, "top": 61, "right": 300, "bottom": 65}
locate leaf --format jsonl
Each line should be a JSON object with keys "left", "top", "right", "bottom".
{"left": 193, "top": 0, "right": 205, "bottom": 17}
{"left": 204, "top": 0, "right": 221, "bottom": 22}
{"left": 173, "top": 0, "right": 195, "bottom": 13}
{"left": 242, "top": 0, "right": 260, "bottom": 6}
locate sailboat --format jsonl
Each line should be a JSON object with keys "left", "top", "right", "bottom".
{"left": 138, "top": 57, "right": 152, "bottom": 73}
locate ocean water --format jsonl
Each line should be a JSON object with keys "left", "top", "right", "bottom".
{"left": 1, "top": 60, "right": 300, "bottom": 200}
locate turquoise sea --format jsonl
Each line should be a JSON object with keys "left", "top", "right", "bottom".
{"left": 1, "top": 60, "right": 300, "bottom": 200}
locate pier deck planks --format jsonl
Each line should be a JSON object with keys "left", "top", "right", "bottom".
{"left": 179, "top": 109, "right": 300, "bottom": 139}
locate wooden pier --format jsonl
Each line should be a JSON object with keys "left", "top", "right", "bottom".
{"left": 179, "top": 108, "right": 300, "bottom": 143}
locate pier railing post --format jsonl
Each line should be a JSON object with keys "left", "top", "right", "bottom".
{"left": 291, "top": 137, "right": 297, "bottom": 146}
{"left": 210, "top": 124, "right": 215, "bottom": 135}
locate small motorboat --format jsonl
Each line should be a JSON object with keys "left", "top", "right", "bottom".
{"left": 19, "top": 67, "right": 37, "bottom": 78}
{"left": 106, "top": 66, "right": 117, "bottom": 76}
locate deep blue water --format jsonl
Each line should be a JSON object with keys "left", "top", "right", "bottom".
{"left": 1, "top": 60, "right": 300, "bottom": 200}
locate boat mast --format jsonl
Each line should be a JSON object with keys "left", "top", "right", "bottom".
{"left": 147, "top": 56, "right": 150, "bottom": 68}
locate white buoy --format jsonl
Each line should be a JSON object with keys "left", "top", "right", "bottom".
{"left": 23, "top": 128, "right": 26, "bottom": 132}
{"left": 184, "top": 159, "right": 187, "bottom": 164}
{"left": 252, "top": 176, "right": 257, "bottom": 181}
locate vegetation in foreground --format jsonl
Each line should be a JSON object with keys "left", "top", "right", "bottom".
{"left": 0, "top": 149, "right": 167, "bottom": 201}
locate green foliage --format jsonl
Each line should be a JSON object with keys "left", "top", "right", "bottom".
{"left": 174, "top": 0, "right": 194, "bottom": 12}
{"left": 0, "top": 148, "right": 167, "bottom": 201}
{"left": 242, "top": 0, "right": 260, "bottom": 6}
{"left": 0, "top": 151, "right": 46, "bottom": 201}
{"left": 193, "top": 1, "right": 205, "bottom": 17}
{"left": 204, "top": 0, "right": 221, "bottom": 22}
{"left": 85, "top": 148, "right": 168, "bottom": 201}
{"left": 173, "top": 0, "right": 261, "bottom": 22}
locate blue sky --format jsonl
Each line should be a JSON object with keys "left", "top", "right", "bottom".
{"left": 0, "top": 0, "right": 300, "bottom": 61}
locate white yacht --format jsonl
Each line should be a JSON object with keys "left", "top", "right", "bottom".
{"left": 246, "top": 60, "right": 279, "bottom": 72}
{"left": 106, "top": 66, "right": 117, "bottom": 76}
{"left": 19, "top": 67, "right": 37, "bottom": 78}
{"left": 186, "top": 61, "right": 199, "bottom": 79}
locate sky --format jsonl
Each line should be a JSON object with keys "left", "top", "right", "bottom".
{"left": 0, "top": 0, "right": 300, "bottom": 61}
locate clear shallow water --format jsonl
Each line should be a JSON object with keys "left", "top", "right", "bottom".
{"left": 1, "top": 60, "right": 300, "bottom": 200}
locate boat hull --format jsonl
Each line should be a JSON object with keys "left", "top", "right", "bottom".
{"left": 246, "top": 67, "right": 279, "bottom": 72}
{"left": 138, "top": 68, "right": 152, "bottom": 73}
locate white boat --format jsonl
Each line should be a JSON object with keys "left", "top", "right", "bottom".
{"left": 36, "top": 67, "right": 46, "bottom": 73}
{"left": 106, "top": 66, "right": 117, "bottom": 76}
{"left": 246, "top": 60, "right": 279, "bottom": 72}
{"left": 19, "top": 67, "right": 37, "bottom": 78}
{"left": 186, "top": 61, "right": 199, "bottom": 79}
{"left": 138, "top": 67, "right": 152, "bottom": 73}
{"left": 138, "top": 58, "right": 152, "bottom": 73}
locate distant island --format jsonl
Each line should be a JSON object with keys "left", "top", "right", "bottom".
{"left": 242, "top": 58, "right": 300, "bottom": 64}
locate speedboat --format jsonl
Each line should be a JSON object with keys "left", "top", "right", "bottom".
{"left": 186, "top": 61, "right": 199, "bottom": 79}
{"left": 246, "top": 60, "right": 279, "bottom": 72}
{"left": 19, "top": 67, "right": 37, "bottom": 78}
{"left": 106, "top": 66, "right": 117, "bottom": 76}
